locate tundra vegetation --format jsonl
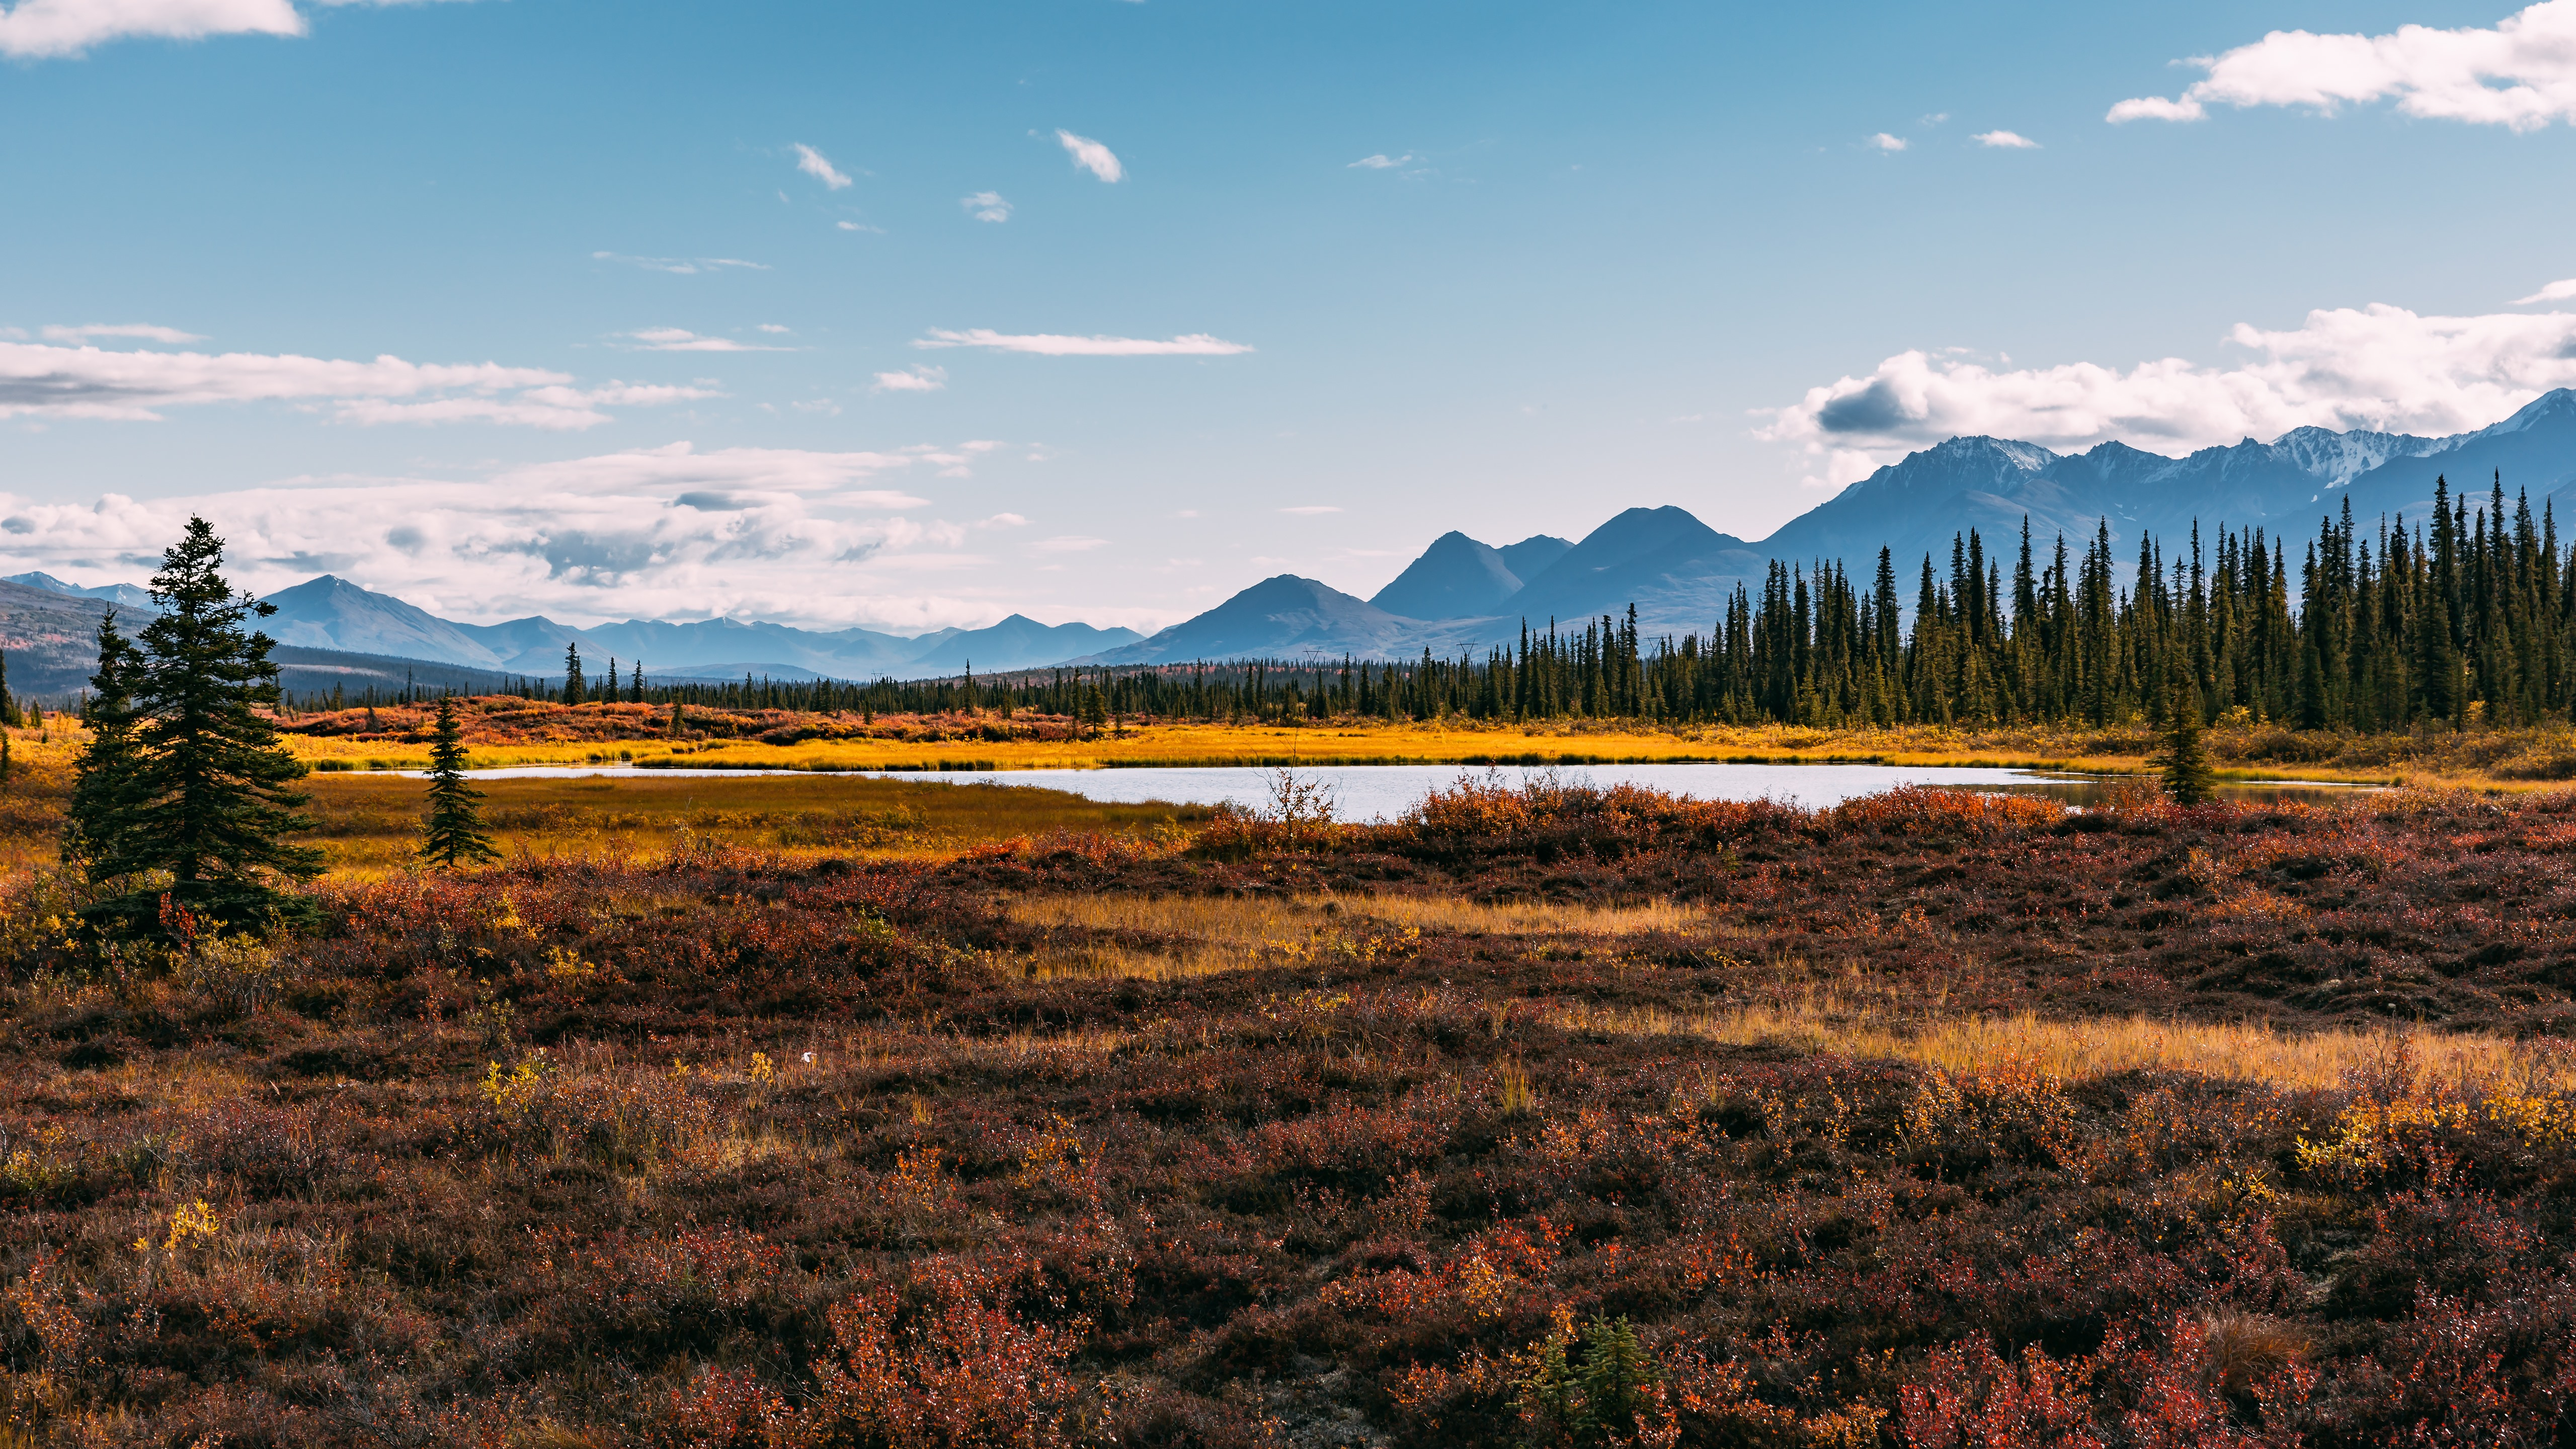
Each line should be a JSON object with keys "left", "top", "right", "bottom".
{"left": 2, "top": 749, "right": 2576, "bottom": 1444}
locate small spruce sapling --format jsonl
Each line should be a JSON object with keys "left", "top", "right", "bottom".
{"left": 2159, "top": 683, "right": 2217, "bottom": 807}
{"left": 419, "top": 696, "right": 499, "bottom": 868}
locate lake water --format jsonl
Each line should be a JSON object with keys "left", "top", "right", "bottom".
{"left": 393, "top": 761, "right": 2372, "bottom": 820}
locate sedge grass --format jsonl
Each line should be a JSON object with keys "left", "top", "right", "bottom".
{"left": 1548, "top": 994, "right": 2576, "bottom": 1094}
{"left": 296, "top": 772, "right": 1210, "bottom": 879}
{"left": 1003, "top": 891, "right": 1715, "bottom": 982}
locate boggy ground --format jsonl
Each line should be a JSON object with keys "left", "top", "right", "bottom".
{"left": 12, "top": 784, "right": 2576, "bottom": 1445}
{"left": 242, "top": 697, "right": 2576, "bottom": 787}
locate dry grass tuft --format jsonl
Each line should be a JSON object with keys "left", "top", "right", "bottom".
{"left": 1548, "top": 996, "right": 2576, "bottom": 1094}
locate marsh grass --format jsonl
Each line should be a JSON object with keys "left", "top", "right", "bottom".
{"left": 1002, "top": 891, "right": 1713, "bottom": 982}
{"left": 1551, "top": 995, "right": 2576, "bottom": 1095}
{"left": 296, "top": 773, "right": 1212, "bottom": 877}
{"left": 258, "top": 706, "right": 2576, "bottom": 787}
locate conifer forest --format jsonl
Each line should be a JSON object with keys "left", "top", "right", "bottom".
{"left": 424, "top": 477, "right": 2575, "bottom": 737}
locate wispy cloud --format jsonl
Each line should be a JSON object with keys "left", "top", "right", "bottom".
{"left": 41, "top": 323, "right": 208, "bottom": 344}
{"left": 913, "top": 329, "right": 1253, "bottom": 357}
{"left": 0, "top": 440, "right": 1053, "bottom": 631}
{"left": 1347, "top": 153, "right": 1415, "bottom": 169}
{"left": 1030, "top": 535, "right": 1109, "bottom": 553}
{"left": 871, "top": 365, "right": 947, "bottom": 393}
{"left": 0, "top": 338, "right": 710, "bottom": 430}
{"left": 2109, "top": 2, "right": 2576, "bottom": 129}
{"left": 591, "top": 252, "right": 770, "bottom": 275}
{"left": 1760, "top": 295, "right": 2576, "bottom": 485}
{"left": 1866, "top": 132, "right": 1908, "bottom": 151}
{"left": 1277, "top": 506, "right": 1342, "bottom": 515}
{"left": 756, "top": 324, "right": 791, "bottom": 335}
{"left": 622, "top": 327, "right": 782, "bottom": 353}
{"left": 791, "top": 142, "right": 852, "bottom": 190}
{"left": 2517, "top": 279, "right": 2576, "bottom": 303}
{"left": 959, "top": 191, "right": 1012, "bottom": 223}
{"left": 1973, "top": 129, "right": 2041, "bottom": 148}
{"left": 836, "top": 220, "right": 884, "bottom": 233}
{"left": 1054, "top": 130, "right": 1123, "bottom": 182}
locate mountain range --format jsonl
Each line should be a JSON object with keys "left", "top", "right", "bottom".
{"left": 8, "top": 388, "right": 2574, "bottom": 690}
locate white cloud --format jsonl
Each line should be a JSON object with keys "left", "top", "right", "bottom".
{"left": 1277, "top": 505, "right": 1342, "bottom": 515}
{"left": 959, "top": 191, "right": 1012, "bottom": 223}
{"left": 42, "top": 323, "right": 208, "bottom": 344}
{"left": 0, "top": 440, "right": 1066, "bottom": 631}
{"left": 1973, "top": 129, "right": 2041, "bottom": 148}
{"left": 835, "top": 220, "right": 884, "bottom": 233}
{"left": 2518, "top": 278, "right": 2576, "bottom": 303}
{"left": 1054, "top": 130, "right": 1123, "bottom": 182}
{"left": 622, "top": 327, "right": 782, "bottom": 353}
{"left": 913, "top": 328, "right": 1253, "bottom": 357}
{"left": 871, "top": 365, "right": 946, "bottom": 393}
{"left": 591, "top": 252, "right": 770, "bottom": 274}
{"left": 1759, "top": 297, "right": 2576, "bottom": 485}
{"left": 791, "top": 142, "right": 852, "bottom": 190}
{"left": 756, "top": 324, "right": 791, "bottom": 334}
{"left": 0, "top": 0, "right": 300, "bottom": 59}
{"left": 976, "top": 512, "right": 1027, "bottom": 528}
{"left": 2109, "top": 1, "right": 2576, "bottom": 130}
{"left": 1866, "top": 132, "right": 1909, "bottom": 151}
{"left": 0, "top": 338, "right": 712, "bottom": 430}
{"left": 1348, "top": 153, "right": 1414, "bottom": 169}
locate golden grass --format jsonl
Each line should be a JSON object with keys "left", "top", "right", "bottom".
{"left": 271, "top": 716, "right": 2193, "bottom": 776}
{"left": 1002, "top": 891, "right": 1715, "bottom": 982}
{"left": 1548, "top": 994, "right": 2576, "bottom": 1094}
{"left": 253, "top": 715, "right": 2522, "bottom": 789}
{"left": 298, "top": 772, "right": 1208, "bottom": 878}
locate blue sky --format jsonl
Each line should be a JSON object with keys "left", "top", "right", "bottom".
{"left": 6, "top": 0, "right": 2576, "bottom": 631}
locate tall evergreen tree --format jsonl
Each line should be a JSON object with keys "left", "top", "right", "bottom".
{"left": 418, "top": 696, "right": 499, "bottom": 868}
{"left": 564, "top": 642, "right": 586, "bottom": 704}
{"left": 88, "top": 519, "right": 324, "bottom": 934}
{"left": 0, "top": 646, "right": 17, "bottom": 727}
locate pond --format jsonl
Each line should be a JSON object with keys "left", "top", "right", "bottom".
{"left": 396, "top": 761, "right": 2373, "bottom": 821}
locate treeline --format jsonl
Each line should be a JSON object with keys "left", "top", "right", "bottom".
{"left": 264, "top": 473, "right": 2573, "bottom": 732}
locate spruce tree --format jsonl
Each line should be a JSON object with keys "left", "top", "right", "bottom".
{"left": 0, "top": 646, "right": 16, "bottom": 727}
{"left": 91, "top": 519, "right": 324, "bottom": 934}
{"left": 2158, "top": 683, "right": 2217, "bottom": 807}
{"left": 64, "top": 610, "right": 151, "bottom": 880}
{"left": 418, "top": 696, "right": 499, "bottom": 868}
{"left": 564, "top": 642, "right": 586, "bottom": 705}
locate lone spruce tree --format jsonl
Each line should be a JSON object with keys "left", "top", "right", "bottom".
{"left": 86, "top": 519, "right": 324, "bottom": 934}
{"left": 419, "top": 696, "right": 499, "bottom": 868}
{"left": 64, "top": 610, "right": 150, "bottom": 879}
{"left": 2158, "top": 683, "right": 2217, "bottom": 807}
{"left": 0, "top": 645, "right": 17, "bottom": 727}
{"left": 564, "top": 641, "right": 585, "bottom": 704}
